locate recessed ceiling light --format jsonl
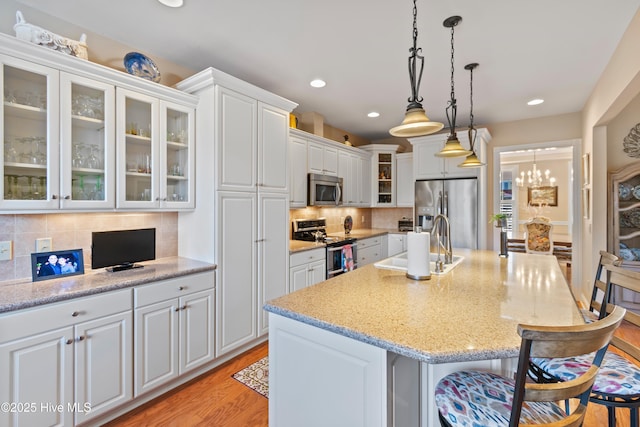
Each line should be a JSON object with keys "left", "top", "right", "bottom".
{"left": 527, "top": 98, "right": 544, "bottom": 106}
{"left": 368, "top": 112, "right": 380, "bottom": 118}
{"left": 157, "top": 0, "right": 184, "bottom": 7}
{"left": 310, "top": 79, "right": 326, "bottom": 88}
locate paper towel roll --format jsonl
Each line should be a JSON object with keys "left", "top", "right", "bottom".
{"left": 406, "top": 231, "right": 431, "bottom": 280}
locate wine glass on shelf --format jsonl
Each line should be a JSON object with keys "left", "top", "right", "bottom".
{"left": 4, "top": 136, "right": 18, "bottom": 163}
{"left": 86, "top": 144, "right": 100, "bottom": 170}
{"left": 90, "top": 175, "right": 104, "bottom": 200}
{"left": 38, "top": 176, "right": 46, "bottom": 200}
{"left": 73, "top": 175, "right": 89, "bottom": 200}
{"left": 72, "top": 143, "right": 85, "bottom": 169}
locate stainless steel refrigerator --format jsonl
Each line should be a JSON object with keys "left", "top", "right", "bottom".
{"left": 415, "top": 178, "right": 478, "bottom": 249}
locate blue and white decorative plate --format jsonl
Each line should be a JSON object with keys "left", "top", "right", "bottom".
{"left": 124, "top": 52, "right": 161, "bottom": 83}
{"left": 620, "top": 183, "right": 632, "bottom": 200}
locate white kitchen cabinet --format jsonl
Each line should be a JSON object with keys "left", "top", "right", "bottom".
{"left": 410, "top": 129, "right": 490, "bottom": 180}
{"left": 338, "top": 149, "right": 355, "bottom": 205}
{"left": 396, "top": 153, "right": 414, "bottom": 207}
{"left": 258, "top": 193, "right": 290, "bottom": 336}
{"left": 133, "top": 272, "right": 215, "bottom": 396}
{"left": 361, "top": 144, "right": 400, "bottom": 207}
{"left": 176, "top": 69, "right": 296, "bottom": 357}
{"left": 308, "top": 140, "right": 338, "bottom": 176}
{"left": 290, "top": 248, "right": 326, "bottom": 292}
{"left": 0, "top": 290, "right": 132, "bottom": 427}
{"left": 289, "top": 135, "right": 307, "bottom": 207}
{"left": 388, "top": 233, "right": 407, "bottom": 257}
{"left": 0, "top": 34, "right": 197, "bottom": 212}
{"left": 358, "top": 235, "right": 384, "bottom": 266}
{"left": 116, "top": 88, "right": 195, "bottom": 209}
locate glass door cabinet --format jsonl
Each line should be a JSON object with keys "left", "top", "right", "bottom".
{"left": 60, "top": 73, "right": 115, "bottom": 209}
{"left": 116, "top": 88, "right": 194, "bottom": 209}
{"left": 1, "top": 56, "right": 59, "bottom": 210}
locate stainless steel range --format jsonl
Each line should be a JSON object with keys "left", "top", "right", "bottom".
{"left": 292, "top": 218, "right": 358, "bottom": 279}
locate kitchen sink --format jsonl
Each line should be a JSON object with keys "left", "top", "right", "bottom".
{"left": 374, "top": 252, "right": 464, "bottom": 275}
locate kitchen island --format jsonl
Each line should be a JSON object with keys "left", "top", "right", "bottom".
{"left": 264, "top": 249, "right": 583, "bottom": 427}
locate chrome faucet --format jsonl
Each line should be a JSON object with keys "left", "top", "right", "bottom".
{"left": 432, "top": 214, "right": 453, "bottom": 269}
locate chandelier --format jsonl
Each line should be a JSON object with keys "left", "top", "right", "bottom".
{"left": 389, "top": 0, "right": 444, "bottom": 137}
{"left": 515, "top": 151, "right": 556, "bottom": 188}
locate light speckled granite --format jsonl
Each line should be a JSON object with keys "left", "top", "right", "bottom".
{"left": 0, "top": 257, "right": 216, "bottom": 314}
{"left": 289, "top": 228, "right": 396, "bottom": 254}
{"left": 265, "top": 250, "right": 583, "bottom": 364}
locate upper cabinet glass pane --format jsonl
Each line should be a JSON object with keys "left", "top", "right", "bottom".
{"left": 3, "top": 64, "right": 50, "bottom": 203}
{"left": 165, "top": 107, "right": 189, "bottom": 202}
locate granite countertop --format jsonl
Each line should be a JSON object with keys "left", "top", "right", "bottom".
{"left": 289, "top": 228, "right": 401, "bottom": 253}
{"left": 265, "top": 250, "right": 583, "bottom": 364}
{"left": 0, "top": 257, "right": 216, "bottom": 314}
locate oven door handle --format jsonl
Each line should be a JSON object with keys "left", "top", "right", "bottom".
{"left": 327, "top": 242, "right": 358, "bottom": 252}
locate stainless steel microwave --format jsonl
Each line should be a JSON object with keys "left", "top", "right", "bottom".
{"left": 308, "top": 173, "right": 343, "bottom": 206}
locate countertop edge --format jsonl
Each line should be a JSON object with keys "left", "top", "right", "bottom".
{"left": 0, "top": 257, "right": 216, "bottom": 314}
{"left": 263, "top": 304, "right": 519, "bottom": 364}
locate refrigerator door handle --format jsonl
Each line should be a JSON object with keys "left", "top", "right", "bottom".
{"left": 443, "top": 191, "right": 449, "bottom": 217}
{"left": 437, "top": 191, "right": 443, "bottom": 215}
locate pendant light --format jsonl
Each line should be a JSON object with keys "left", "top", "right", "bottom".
{"left": 435, "top": 16, "right": 471, "bottom": 158}
{"left": 458, "top": 63, "right": 486, "bottom": 168}
{"left": 389, "top": 0, "right": 444, "bottom": 137}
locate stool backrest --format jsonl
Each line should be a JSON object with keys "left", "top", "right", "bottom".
{"left": 601, "top": 264, "right": 640, "bottom": 362}
{"left": 511, "top": 305, "right": 626, "bottom": 426}
{"left": 587, "top": 251, "right": 620, "bottom": 319}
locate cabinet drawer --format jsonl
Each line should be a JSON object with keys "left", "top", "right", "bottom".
{"left": 134, "top": 271, "right": 215, "bottom": 308}
{"left": 358, "top": 245, "right": 381, "bottom": 266}
{"left": 358, "top": 236, "right": 381, "bottom": 249}
{"left": 0, "top": 289, "right": 132, "bottom": 344}
{"left": 290, "top": 248, "right": 326, "bottom": 268}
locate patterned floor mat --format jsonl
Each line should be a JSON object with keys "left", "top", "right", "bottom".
{"left": 232, "top": 356, "right": 269, "bottom": 398}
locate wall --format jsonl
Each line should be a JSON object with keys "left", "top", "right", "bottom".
{"left": 581, "top": 7, "right": 640, "bottom": 303}
{"left": 0, "top": 1, "right": 195, "bottom": 87}
{"left": 0, "top": 212, "right": 178, "bottom": 283}
{"left": 289, "top": 207, "right": 371, "bottom": 236}
{"left": 607, "top": 90, "right": 640, "bottom": 171}
{"left": 484, "top": 113, "right": 582, "bottom": 246}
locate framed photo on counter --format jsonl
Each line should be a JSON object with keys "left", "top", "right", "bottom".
{"left": 31, "top": 249, "right": 84, "bottom": 282}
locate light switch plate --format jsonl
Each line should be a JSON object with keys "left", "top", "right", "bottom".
{"left": 36, "top": 237, "right": 52, "bottom": 253}
{"left": 0, "top": 241, "right": 13, "bottom": 261}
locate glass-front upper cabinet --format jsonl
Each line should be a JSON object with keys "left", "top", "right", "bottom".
{"left": 1, "top": 55, "right": 59, "bottom": 210}
{"left": 116, "top": 88, "right": 194, "bottom": 209}
{"left": 161, "top": 102, "right": 194, "bottom": 208}
{"left": 60, "top": 73, "right": 115, "bottom": 209}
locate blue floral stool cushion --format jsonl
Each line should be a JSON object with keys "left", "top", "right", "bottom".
{"left": 435, "top": 370, "right": 567, "bottom": 426}
{"left": 532, "top": 351, "right": 640, "bottom": 398}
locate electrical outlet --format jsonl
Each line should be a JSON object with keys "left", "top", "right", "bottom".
{"left": 36, "top": 237, "right": 52, "bottom": 253}
{"left": 0, "top": 241, "right": 13, "bottom": 261}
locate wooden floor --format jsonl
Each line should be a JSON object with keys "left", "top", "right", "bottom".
{"left": 106, "top": 262, "right": 634, "bottom": 427}
{"left": 104, "top": 342, "right": 269, "bottom": 427}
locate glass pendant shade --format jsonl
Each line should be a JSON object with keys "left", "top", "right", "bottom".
{"left": 434, "top": 134, "right": 471, "bottom": 157}
{"left": 389, "top": 107, "right": 444, "bottom": 137}
{"left": 458, "top": 152, "right": 484, "bottom": 168}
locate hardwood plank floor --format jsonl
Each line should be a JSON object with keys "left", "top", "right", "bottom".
{"left": 104, "top": 342, "right": 268, "bottom": 427}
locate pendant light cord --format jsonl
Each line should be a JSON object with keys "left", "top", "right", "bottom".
{"left": 407, "top": 0, "right": 424, "bottom": 107}
{"left": 468, "top": 64, "right": 476, "bottom": 151}
{"left": 445, "top": 20, "right": 457, "bottom": 135}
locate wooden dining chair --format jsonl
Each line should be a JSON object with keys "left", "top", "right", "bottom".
{"left": 581, "top": 251, "right": 621, "bottom": 322}
{"left": 530, "top": 264, "right": 640, "bottom": 427}
{"left": 434, "top": 305, "right": 626, "bottom": 427}
{"left": 524, "top": 217, "right": 554, "bottom": 255}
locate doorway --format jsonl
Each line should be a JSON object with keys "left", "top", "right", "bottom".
{"left": 493, "top": 139, "right": 582, "bottom": 287}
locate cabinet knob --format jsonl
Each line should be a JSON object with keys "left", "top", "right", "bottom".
{"left": 76, "top": 336, "right": 85, "bottom": 342}
{"left": 162, "top": 197, "right": 167, "bottom": 201}
{"left": 71, "top": 311, "right": 80, "bottom": 317}
{"left": 178, "top": 286, "right": 185, "bottom": 291}
{"left": 51, "top": 194, "right": 58, "bottom": 200}
{"left": 175, "top": 307, "right": 181, "bottom": 312}
{"left": 64, "top": 195, "right": 71, "bottom": 200}
{"left": 155, "top": 197, "right": 161, "bottom": 201}
{"left": 180, "top": 305, "right": 187, "bottom": 311}
{"left": 66, "top": 339, "right": 73, "bottom": 345}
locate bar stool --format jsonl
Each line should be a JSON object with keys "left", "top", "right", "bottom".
{"left": 435, "top": 306, "right": 625, "bottom": 426}
{"left": 530, "top": 264, "right": 640, "bottom": 427}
